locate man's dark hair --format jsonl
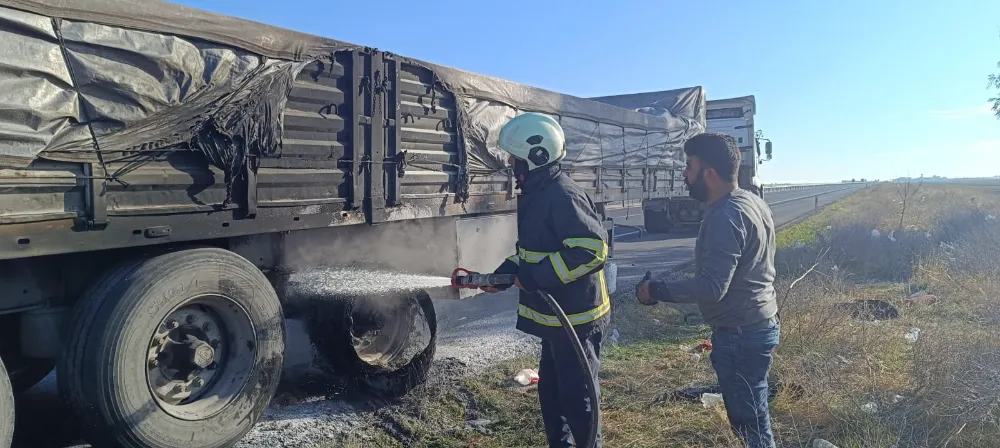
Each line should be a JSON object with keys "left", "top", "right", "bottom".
{"left": 684, "top": 132, "right": 741, "bottom": 183}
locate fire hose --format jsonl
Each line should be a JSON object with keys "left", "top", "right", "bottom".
{"left": 451, "top": 268, "right": 599, "bottom": 448}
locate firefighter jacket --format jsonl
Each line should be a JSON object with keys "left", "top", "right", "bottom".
{"left": 492, "top": 164, "right": 611, "bottom": 340}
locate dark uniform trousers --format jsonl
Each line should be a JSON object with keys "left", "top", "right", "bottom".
{"left": 539, "top": 330, "right": 603, "bottom": 448}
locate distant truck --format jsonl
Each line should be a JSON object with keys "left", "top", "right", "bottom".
{"left": 0, "top": 1, "right": 705, "bottom": 446}
{"left": 590, "top": 92, "right": 773, "bottom": 232}
{"left": 705, "top": 96, "right": 772, "bottom": 199}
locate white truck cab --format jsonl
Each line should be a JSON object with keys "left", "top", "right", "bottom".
{"left": 706, "top": 95, "right": 771, "bottom": 197}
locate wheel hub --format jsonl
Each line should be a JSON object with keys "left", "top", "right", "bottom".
{"left": 147, "top": 306, "right": 225, "bottom": 406}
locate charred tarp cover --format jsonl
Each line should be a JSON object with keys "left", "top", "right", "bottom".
{"left": 0, "top": 0, "right": 704, "bottom": 198}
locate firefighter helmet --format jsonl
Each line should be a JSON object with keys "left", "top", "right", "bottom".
{"left": 497, "top": 113, "right": 566, "bottom": 171}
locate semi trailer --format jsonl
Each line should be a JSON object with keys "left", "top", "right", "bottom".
{"left": 590, "top": 92, "right": 773, "bottom": 232}
{"left": 0, "top": 1, "right": 705, "bottom": 446}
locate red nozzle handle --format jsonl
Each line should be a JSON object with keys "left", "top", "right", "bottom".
{"left": 451, "top": 267, "right": 475, "bottom": 289}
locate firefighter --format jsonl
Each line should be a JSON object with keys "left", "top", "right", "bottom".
{"left": 481, "top": 112, "right": 609, "bottom": 448}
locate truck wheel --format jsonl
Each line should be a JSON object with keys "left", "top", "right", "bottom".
{"left": 305, "top": 290, "right": 436, "bottom": 398}
{"left": 0, "top": 357, "right": 14, "bottom": 448}
{"left": 58, "top": 248, "right": 285, "bottom": 448}
{"left": 643, "top": 209, "right": 674, "bottom": 234}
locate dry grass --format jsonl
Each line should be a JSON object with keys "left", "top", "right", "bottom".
{"left": 368, "top": 182, "right": 1000, "bottom": 448}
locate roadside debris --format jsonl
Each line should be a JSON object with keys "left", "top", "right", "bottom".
{"left": 513, "top": 369, "right": 539, "bottom": 386}
{"left": 678, "top": 340, "right": 712, "bottom": 361}
{"left": 695, "top": 340, "right": 713, "bottom": 352}
{"left": 862, "top": 402, "right": 879, "bottom": 413}
{"left": 904, "top": 327, "right": 921, "bottom": 343}
{"left": 812, "top": 439, "right": 839, "bottom": 448}
{"left": 700, "top": 393, "right": 724, "bottom": 408}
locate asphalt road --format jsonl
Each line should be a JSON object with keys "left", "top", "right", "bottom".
{"left": 10, "top": 183, "right": 866, "bottom": 448}
{"left": 435, "top": 184, "right": 866, "bottom": 344}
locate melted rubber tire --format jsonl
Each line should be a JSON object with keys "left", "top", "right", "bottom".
{"left": 306, "top": 290, "right": 436, "bottom": 398}
{"left": 58, "top": 248, "right": 285, "bottom": 448}
{"left": 0, "top": 357, "right": 14, "bottom": 448}
{"left": 643, "top": 209, "right": 674, "bottom": 234}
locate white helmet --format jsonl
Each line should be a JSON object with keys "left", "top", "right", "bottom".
{"left": 497, "top": 113, "right": 566, "bottom": 171}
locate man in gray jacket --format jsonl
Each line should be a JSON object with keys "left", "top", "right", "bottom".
{"left": 636, "top": 132, "right": 779, "bottom": 448}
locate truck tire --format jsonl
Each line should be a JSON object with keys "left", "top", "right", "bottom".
{"left": 0, "top": 357, "right": 13, "bottom": 448}
{"left": 58, "top": 248, "right": 285, "bottom": 448}
{"left": 305, "top": 289, "right": 436, "bottom": 398}
{"left": 643, "top": 209, "right": 674, "bottom": 234}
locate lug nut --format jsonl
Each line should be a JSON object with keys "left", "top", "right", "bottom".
{"left": 148, "top": 359, "right": 159, "bottom": 369}
{"left": 165, "top": 320, "right": 179, "bottom": 330}
{"left": 202, "top": 322, "right": 214, "bottom": 332}
{"left": 192, "top": 377, "right": 205, "bottom": 387}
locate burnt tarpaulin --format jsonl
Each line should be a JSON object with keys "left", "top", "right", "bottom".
{"left": 589, "top": 87, "right": 707, "bottom": 126}
{"left": 0, "top": 7, "right": 86, "bottom": 167}
{"left": 0, "top": 2, "right": 345, "bottom": 207}
{"left": 0, "top": 4, "right": 317, "bottom": 168}
{"left": 0, "top": 0, "right": 701, "bottom": 200}
{"left": 428, "top": 62, "right": 704, "bottom": 174}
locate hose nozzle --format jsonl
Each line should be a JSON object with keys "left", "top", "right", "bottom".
{"left": 451, "top": 268, "right": 516, "bottom": 289}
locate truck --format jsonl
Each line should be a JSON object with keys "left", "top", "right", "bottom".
{"left": 589, "top": 92, "right": 773, "bottom": 232}
{"left": 705, "top": 96, "right": 772, "bottom": 198}
{"left": 0, "top": 1, "right": 705, "bottom": 446}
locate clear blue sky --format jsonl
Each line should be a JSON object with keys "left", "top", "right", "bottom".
{"left": 176, "top": 0, "right": 1000, "bottom": 183}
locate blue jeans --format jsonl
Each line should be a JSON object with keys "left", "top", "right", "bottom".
{"left": 538, "top": 331, "right": 603, "bottom": 448}
{"left": 709, "top": 317, "right": 780, "bottom": 448}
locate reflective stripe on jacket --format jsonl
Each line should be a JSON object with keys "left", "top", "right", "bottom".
{"left": 493, "top": 164, "right": 611, "bottom": 339}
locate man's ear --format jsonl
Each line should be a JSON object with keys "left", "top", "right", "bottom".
{"left": 703, "top": 167, "right": 719, "bottom": 182}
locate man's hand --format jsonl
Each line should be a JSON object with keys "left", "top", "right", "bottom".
{"left": 514, "top": 277, "right": 524, "bottom": 290}
{"left": 636, "top": 271, "right": 658, "bottom": 306}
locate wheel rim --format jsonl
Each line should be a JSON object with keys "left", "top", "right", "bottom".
{"left": 146, "top": 294, "right": 257, "bottom": 420}
{"left": 347, "top": 295, "right": 429, "bottom": 371}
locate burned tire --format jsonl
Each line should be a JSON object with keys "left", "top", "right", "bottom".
{"left": 305, "top": 290, "right": 436, "bottom": 398}
{"left": 643, "top": 209, "right": 674, "bottom": 234}
{"left": 59, "top": 248, "right": 285, "bottom": 448}
{"left": 0, "top": 357, "right": 13, "bottom": 448}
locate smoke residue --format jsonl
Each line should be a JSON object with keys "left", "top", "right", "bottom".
{"left": 282, "top": 215, "right": 465, "bottom": 276}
